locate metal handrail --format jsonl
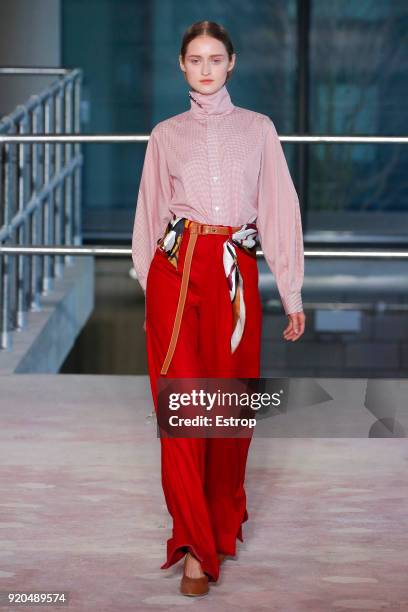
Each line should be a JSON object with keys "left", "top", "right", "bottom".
{"left": 1, "top": 246, "right": 408, "bottom": 258}
{"left": 263, "top": 300, "right": 408, "bottom": 313}
{"left": 0, "top": 67, "right": 71, "bottom": 76}
{"left": 0, "top": 134, "right": 407, "bottom": 144}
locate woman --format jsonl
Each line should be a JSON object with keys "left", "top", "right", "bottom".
{"left": 132, "top": 20, "right": 306, "bottom": 597}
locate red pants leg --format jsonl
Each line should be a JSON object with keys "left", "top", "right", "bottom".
{"left": 145, "top": 227, "right": 262, "bottom": 583}
{"left": 199, "top": 240, "right": 262, "bottom": 557}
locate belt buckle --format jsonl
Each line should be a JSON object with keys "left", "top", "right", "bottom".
{"left": 192, "top": 223, "right": 216, "bottom": 235}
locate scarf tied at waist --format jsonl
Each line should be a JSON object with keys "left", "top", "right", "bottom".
{"left": 156, "top": 213, "right": 259, "bottom": 375}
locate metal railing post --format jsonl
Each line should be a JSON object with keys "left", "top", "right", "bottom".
{"left": 55, "top": 87, "right": 65, "bottom": 276}
{"left": 64, "top": 80, "right": 74, "bottom": 264}
{"left": 73, "top": 72, "right": 82, "bottom": 246}
{"left": 16, "top": 107, "right": 31, "bottom": 329}
{"left": 1, "top": 120, "right": 16, "bottom": 349}
{"left": 31, "top": 102, "right": 44, "bottom": 310}
{"left": 43, "top": 94, "right": 56, "bottom": 291}
{"left": 0, "top": 141, "right": 9, "bottom": 349}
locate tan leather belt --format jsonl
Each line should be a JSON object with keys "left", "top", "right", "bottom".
{"left": 160, "top": 220, "right": 242, "bottom": 375}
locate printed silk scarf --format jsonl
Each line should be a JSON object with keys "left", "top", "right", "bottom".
{"left": 156, "top": 213, "right": 259, "bottom": 353}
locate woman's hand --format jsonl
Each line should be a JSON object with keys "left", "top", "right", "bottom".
{"left": 143, "top": 319, "right": 146, "bottom": 332}
{"left": 283, "top": 311, "right": 306, "bottom": 341}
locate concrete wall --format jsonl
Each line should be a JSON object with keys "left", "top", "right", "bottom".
{"left": 0, "top": 257, "right": 95, "bottom": 374}
{"left": 0, "top": 0, "right": 61, "bottom": 117}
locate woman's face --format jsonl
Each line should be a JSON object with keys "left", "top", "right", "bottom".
{"left": 179, "top": 35, "right": 235, "bottom": 94}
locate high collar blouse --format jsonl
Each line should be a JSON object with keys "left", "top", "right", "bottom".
{"left": 131, "top": 84, "right": 304, "bottom": 315}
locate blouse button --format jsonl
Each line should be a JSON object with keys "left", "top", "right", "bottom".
{"left": 214, "top": 206, "right": 220, "bottom": 211}
{"left": 212, "top": 176, "right": 219, "bottom": 182}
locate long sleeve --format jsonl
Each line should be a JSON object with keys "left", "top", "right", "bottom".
{"left": 256, "top": 117, "right": 304, "bottom": 315}
{"left": 131, "top": 125, "right": 172, "bottom": 293}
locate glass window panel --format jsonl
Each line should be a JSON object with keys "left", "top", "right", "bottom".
{"left": 309, "top": 0, "right": 408, "bottom": 237}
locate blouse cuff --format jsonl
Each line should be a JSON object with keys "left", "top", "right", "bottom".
{"left": 281, "top": 291, "right": 303, "bottom": 315}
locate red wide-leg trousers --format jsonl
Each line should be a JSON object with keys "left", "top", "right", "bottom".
{"left": 145, "top": 224, "right": 262, "bottom": 583}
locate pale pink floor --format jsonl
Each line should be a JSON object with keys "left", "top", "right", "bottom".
{"left": 0, "top": 374, "right": 407, "bottom": 611}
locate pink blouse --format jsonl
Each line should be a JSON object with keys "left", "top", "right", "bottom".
{"left": 131, "top": 84, "right": 304, "bottom": 315}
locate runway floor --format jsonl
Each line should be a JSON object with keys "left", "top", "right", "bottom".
{"left": 0, "top": 374, "right": 407, "bottom": 611}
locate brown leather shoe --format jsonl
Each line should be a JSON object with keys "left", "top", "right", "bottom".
{"left": 180, "top": 554, "right": 209, "bottom": 597}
